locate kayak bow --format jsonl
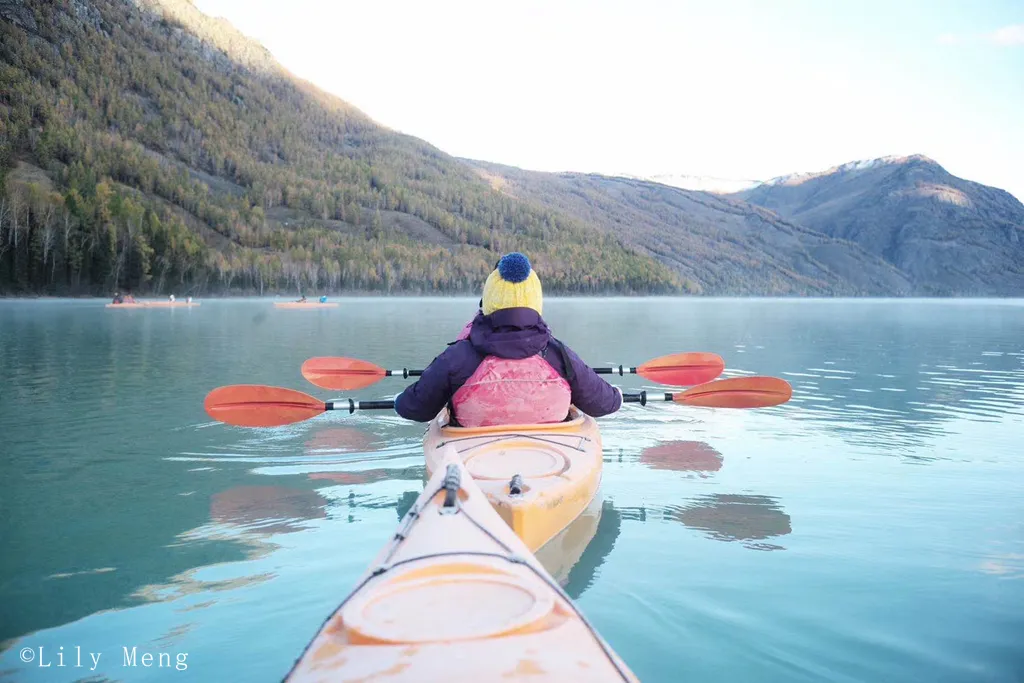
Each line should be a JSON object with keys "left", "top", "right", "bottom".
{"left": 287, "top": 450, "right": 635, "bottom": 682}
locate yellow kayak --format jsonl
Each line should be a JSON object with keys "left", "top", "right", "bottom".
{"left": 286, "top": 451, "right": 634, "bottom": 682}
{"left": 423, "top": 407, "right": 603, "bottom": 552}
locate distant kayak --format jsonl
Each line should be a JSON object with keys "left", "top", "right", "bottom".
{"left": 105, "top": 301, "right": 201, "bottom": 308}
{"left": 274, "top": 302, "right": 339, "bottom": 309}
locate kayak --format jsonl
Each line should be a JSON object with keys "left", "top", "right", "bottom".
{"left": 105, "top": 301, "right": 200, "bottom": 308}
{"left": 274, "top": 302, "right": 339, "bottom": 309}
{"left": 286, "top": 451, "right": 635, "bottom": 682}
{"left": 423, "top": 407, "right": 603, "bottom": 552}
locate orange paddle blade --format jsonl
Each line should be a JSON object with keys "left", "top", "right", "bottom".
{"left": 637, "top": 352, "right": 725, "bottom": 386}
{"left": 204, "top": 385, "right": 327, "bottom": 427}
{"left": 674, "top": 376, "right": 792, "bottom": 409}
{"left": 302, "top": 357, "right": 387, "bottom": 391}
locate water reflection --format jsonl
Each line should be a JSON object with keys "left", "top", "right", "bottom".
{"left": 978, "top": 555, "right": 1024, "bottom": 579}
{"left": 131, "top": 477, "right": 425, "bottom": 608}
{"left": 617, "top": 494, "right": 792, "bottom": 551}
{"left": 659, "top": 300, "right": 1024, "bottom": 463}
{"left": 132, "top": 569, "right": 277, "bottom": 604}
{"left": 776, "top": 352, "right": 1024, "bottom": 460}
{"left": 672, "top": 494, "right": 791, "bottom": 551}
{"left": 396, "top": 490, "right": 420, "bottom": 521}
{"left": 640, "top": 441, "right": 723, "bottom": 475}
{"left": 303, "top": 427, "right": 383, "bottom": 455}
{"left": 537, "top": 496, "right": 604, "bottom": 587}
{"left": 616, "top": 439, "right": 790, "bottom": 548}
{"left": 564, "top": 500, "right": 622, "bottom": 600}
{"left": 308, "top": 470, "right": 398, "bottom": 485}
{"left": 210, "top": 486, "right": 328, "bottom": 535}
{"left": 308, "top": 465, "right": 422, "bottom": 487}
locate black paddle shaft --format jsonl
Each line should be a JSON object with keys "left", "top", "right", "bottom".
{"left": 594, "top": 366, "right": 638, "bottom": 376}
{"left": 325, "top": 399, "right": 397, "bottom": 413}
{"left": 386, "top": 367, "right": 638, "bottom": 379}
{"left": 384, "top": 369, "right": 424, "bottom": 378}
{"left": 622, "top": 391, "right": 648, "bottom": 405}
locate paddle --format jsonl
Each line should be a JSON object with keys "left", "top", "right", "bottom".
{"left": 204, "top": 376, "right": 792, "bottom": 428}
{"left": 300, "top": 352, "right": 726, "bottom": 391}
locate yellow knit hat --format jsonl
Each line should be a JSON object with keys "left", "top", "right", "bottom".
{"left": 482, "top": 252, "right": 543, "bottom": 315}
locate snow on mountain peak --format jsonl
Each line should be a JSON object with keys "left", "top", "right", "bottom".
{"left": 760, "top": 155, "right": 938, "bottom": 188}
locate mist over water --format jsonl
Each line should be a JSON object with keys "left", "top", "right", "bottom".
{"left": 1, "top": 298, "right": 1022, "bottom": 682}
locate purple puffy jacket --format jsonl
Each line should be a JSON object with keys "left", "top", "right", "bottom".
{"left": 394, "top": 308, "right": 622, "bottom": 422}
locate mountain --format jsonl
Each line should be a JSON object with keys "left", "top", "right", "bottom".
{"left": 463, "top": 161, "right": 912, "bottom": 295}
{"left": 734, "top": 156, "right": 1024, "bottom": 295}
{"left": 2, "top": 1, "right": 1019, "bottom": 297}
{"left": 0, "top": 0, "right": 683, "bottom": 295}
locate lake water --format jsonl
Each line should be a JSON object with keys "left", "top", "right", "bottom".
{"left": 1, "top": 298, "right": 1022, "bottom": 682}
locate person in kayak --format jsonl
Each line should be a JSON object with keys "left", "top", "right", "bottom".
{"left": 112, "top": 292, "right": 124, "bottom": 304}
{"left": 395, "top": 252, "right": 622, "bottom": 427}
{"left": 319, "top": 294, "right": 328, "bottom": 303}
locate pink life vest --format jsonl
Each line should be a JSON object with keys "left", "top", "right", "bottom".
{"left": 451, "top": 354, "right": 572, "bottom": 427}
{"left": 455, "top": 318, "right": 474, "bottom": 341}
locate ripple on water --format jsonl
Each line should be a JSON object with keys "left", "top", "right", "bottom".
{"left": 774, "top": 353, "right": 1024, "bottom": 461}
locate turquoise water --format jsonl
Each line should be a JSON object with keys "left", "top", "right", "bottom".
{"left": 1, "top": 298, "right": 1022, "bottom": 682}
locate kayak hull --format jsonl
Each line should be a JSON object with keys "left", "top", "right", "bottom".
{"left": 286, "top": 451, "right": 634, "bottom": 682}
{"left": 423, "top": 408, "right": 603, "bottom": 553}
{"left": 274, "top": 302, "right": 339, "bottom": 309}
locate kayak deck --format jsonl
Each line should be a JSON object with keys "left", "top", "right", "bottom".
{"left": 287, "top": 452, "right": 634, "bottom": 682}
{"left": 423, "top": 408, "right": 603, "bottom": 553}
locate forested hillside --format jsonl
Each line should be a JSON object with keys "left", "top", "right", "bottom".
{"left": 0, "top": 0, "right": 683, "bottom": 296}
{"left": 4, "top": 0, "right": 1018, "bottom": 298}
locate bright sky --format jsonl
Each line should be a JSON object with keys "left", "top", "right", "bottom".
{"left": 194, "top": 0, "right": 1024, "bottom": 199}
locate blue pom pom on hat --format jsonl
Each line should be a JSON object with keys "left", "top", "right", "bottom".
{"left": 497, "top": 252, "right": 532, "bottom": 283}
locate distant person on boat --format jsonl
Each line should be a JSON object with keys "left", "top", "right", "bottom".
{"left": 124, "top": 293, "right": 137, "bottom": 303}
{"left": 187, "top": 296, "right": 193, "bottom": 304}
{"left": 169, "top": 294, "right": 176, "bottom": 302}
{"left": 319, "top": 295, "right": 328, "bottom": 303}
{"left": 112, "top": 292, "right": 124, "bottom": 304}
{"left": 297, "top": 295, "right": 308, "bottom": 303}
{"left": 395, "top": 252, "right": 622, "bottom": 427}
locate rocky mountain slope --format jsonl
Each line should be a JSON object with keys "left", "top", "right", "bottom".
{"left": 734, "top": 156, "right": 1024, "bottom": 295}
{"left": 465, "top": 161, "right": 913, "bottom": 295}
